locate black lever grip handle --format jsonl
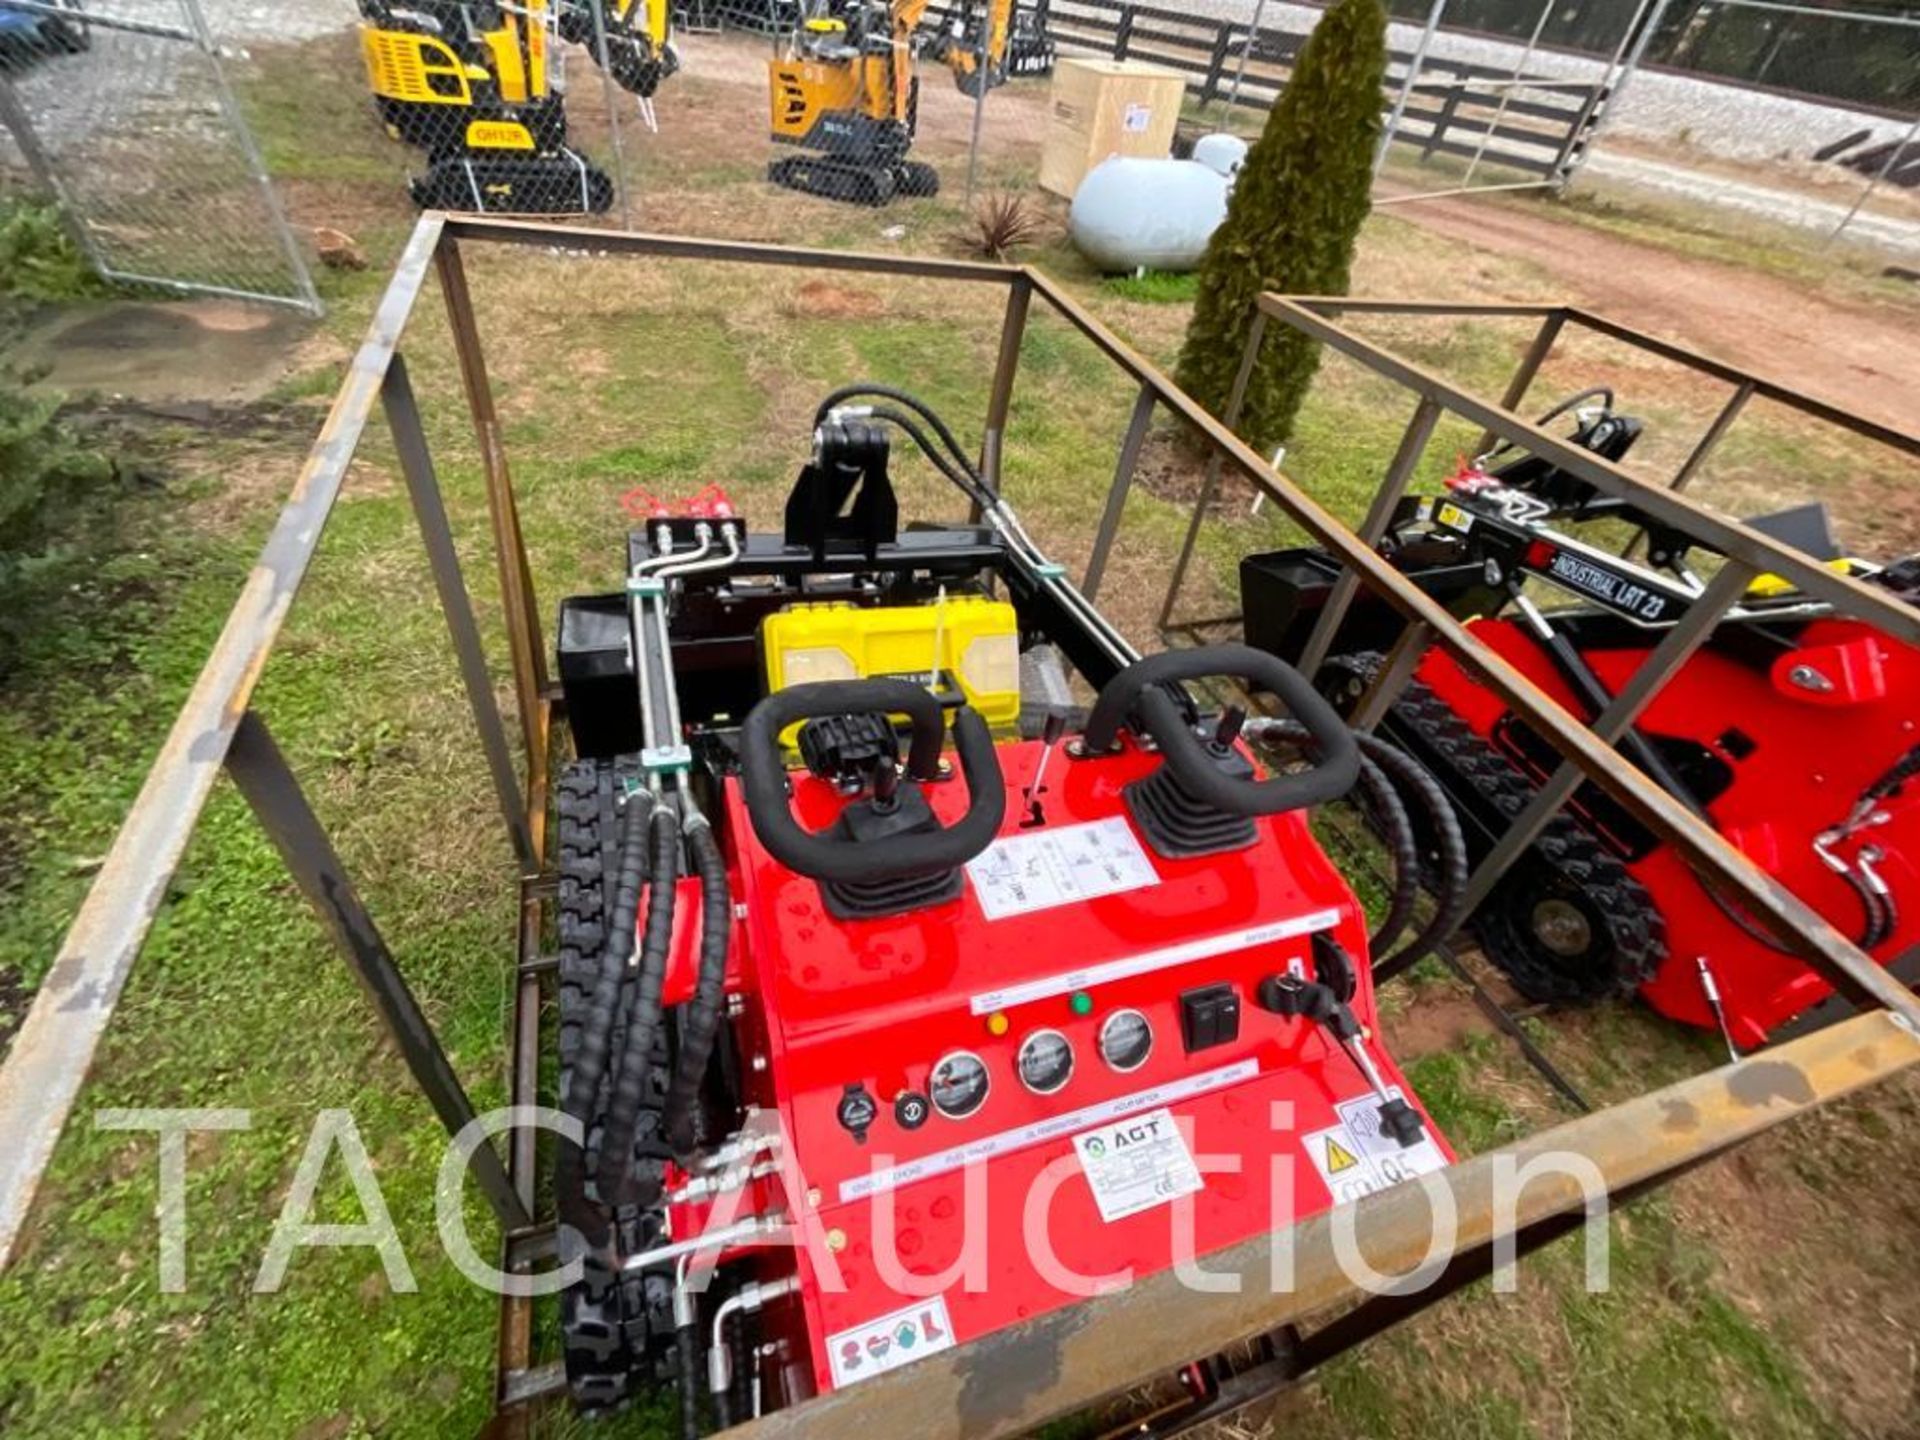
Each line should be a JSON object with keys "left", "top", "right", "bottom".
{"left": 740, "top": 680, "right": 1006, "bottom": 885}
{"left": 1084, "top": 644, "right": 1360, "bottom": 817}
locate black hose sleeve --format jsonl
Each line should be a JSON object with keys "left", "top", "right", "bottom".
{"left": 1261, "top": 720, "right": 1418, "bottom": 959}
{"left": 666, "top": 817, "right": 731, "bottom": 1157}
{"left": 1845, "top": 867, "right": 1892, "bottom": 952}
{"left": 557, "top": 788, "right": 651, "bottom": 1251}
{"left": 598, "top": 802, "right": 680, "bottom": 1207}
{"left": 1359, "top": 733, "right": 1472, "bottom": 983}
{"left": 1864, "top": 744, "right": 1920, "bottom": 804}
{"left": 677, "top": 1322, "right": 702, "bottom": 1440}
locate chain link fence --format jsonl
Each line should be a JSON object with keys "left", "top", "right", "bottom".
{"left": 1573, "top": 0, "right": 1920, "bottom": 255}
{"left": 3, "top": 0, "right": 1912, "bottom": 313}
{"left": 0, "top": 0, "right": 321, "bottom": 310}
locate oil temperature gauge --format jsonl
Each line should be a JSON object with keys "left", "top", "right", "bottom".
{"left": 1097, "top": 1009, "right": 1154, "bottom": 1072}
{"left": 1017, "top": 1029, "right": 1075, "bottom": 1095}
{"left": 929, "top": 1050, "right": 990, "bottom": 1120}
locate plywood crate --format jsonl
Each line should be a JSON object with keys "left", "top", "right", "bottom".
{"left": 1039, "top": 57, "right": 1189, "bottom": 200}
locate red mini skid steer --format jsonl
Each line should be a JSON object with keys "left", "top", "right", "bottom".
{"left": 1242, "top": 390, "right": 1920, "bottom": 1051}
{"left": 544, "top": 385, "right": 1467, "bottom": 1422}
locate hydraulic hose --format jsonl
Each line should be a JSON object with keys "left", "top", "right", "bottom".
{"left": 665, "top": 807, "right": 732, "bottom": 1158}
{"left": 1358, "top": 731, "right": 1472, "bottom": 980}
{"left": 557, "top": 787, "right": 652, "bottom": 1251}
{"left": 1256, "top": 718, "right": 1417, "bottom": 959}
{"left": 677, "top": 1321, "right": 702, "bottom": 1440}
{"left": 815, "top": 384, "right": 979, "bottom": 482}
{"left": 598, "top": 801, "right": 681, "bottom": 1208}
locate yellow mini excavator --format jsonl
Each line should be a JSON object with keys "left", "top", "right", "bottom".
{"left": 358, "top": 0, "right": 675, "bottom": 214}
{"left": 767, "top": 0, "right": 941, "bottom": 206}
{"left": 765, "top": 0, "right": 1050, "bottom": 204}
{"left": 925, "top": 0, "right": 1055, "bottom": 97}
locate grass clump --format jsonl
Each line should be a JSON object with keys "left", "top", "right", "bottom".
{"left": 0, "top": 199, "right": 105, "bottom": 305}
{"left": 1104, "top": 270, "right": 1200, "bottom": 303}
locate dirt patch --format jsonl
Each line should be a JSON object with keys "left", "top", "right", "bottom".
{"left": 784, "top": 279, "right": 889, "bottom": 319}
{"left": 1664, "top": 1073, "right": 1920, "bottom": 1438}
{"left": 1392, "top": 194, "right": 1920, "bottom": 439}
{"left": 15, "top": 301, "right": 315, "bottom": 406}
{"left": 1381, "top": 985, "right": 1497, "bottom": 1060}
{"left": 1133, "top": 428, "right": 1224, "bottom": 507}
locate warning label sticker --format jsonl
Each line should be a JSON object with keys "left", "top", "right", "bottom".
{"left": 1071, "top": 1107, "right": 1204, "bottom": 1223}
{"left": 965, "top": 816, "right": 1158, "bottom": 921}
{"left": 826, "top": 1296, "right": 956, "bottom": 1390}
{"left": 1303, "top": 1089, "right": 1449, "bottom": 1207}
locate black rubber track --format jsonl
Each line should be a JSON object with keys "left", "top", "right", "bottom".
{"left": 555, "top": 757, "right": 678, "bottom": 1412}
{"left": 1389, "top": 673, "right": 1668, "bottom": 1006}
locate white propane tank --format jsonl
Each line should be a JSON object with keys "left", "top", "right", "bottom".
{"left": 1191, "top": 132, "right": 1249, "bottom": 178}
{"left": 1067, "top": 140, "right": 1242, "bottom": 274}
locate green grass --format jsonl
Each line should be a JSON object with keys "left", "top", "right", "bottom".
{"left": 1103, "top": 270, "right": 1201, "bottom": 304}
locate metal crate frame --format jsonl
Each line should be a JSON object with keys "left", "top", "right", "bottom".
{"left": 0, "top": 215, "right": 1915, "bottom": 1438}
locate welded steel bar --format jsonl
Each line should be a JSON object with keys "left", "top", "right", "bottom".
{"left": 497, "top": 696, "right": 553, "bottom": 1424}
{"left": 1260, "top": 296, "right": 1920, "bottom": 644}
{"left": 725, "top": 1010, "right": 1920, "bottom": 1440}
{"left": 978, "top": 275, "right": 1033, "bottom": 513}
{"left": 1560, "top": 307, "right": 1920, "bottom": 460}
{"left": 1350, "top": 620, "right": 1432, "bottom": 733}
{"left": 435, "top": 238, "right": 549, "bottom": 766}
{"left": 1159, "top": 311, "right": 1267, "bottom": 630}
{"left": 1475, "top": 308, "right": 1566, "bottom": 454}
{"left": 1297, "top": 396, "right": 1443, "bottom": 679}
{"left": 1674, "top": 380, "right": 1756, "bottom": 494}
{"left": 1084, "top": 385, "right": 1158, "bottom": 601}
{"left": 0, "top": 214, "right": 445, "bottom": 1271}
{"left": 384, "top": 356, "right": 534, "bottom": 871}
{"left": 225, "top": 711, "right": 532, "bottom": 1232}
{"left": 1283, "top": 300, "right": 1563, "bottom": 317}
{"left": 1023, "top": 270, "right": 1917, "bottom": 1021}
{"left": 442, "top": 214, "right": 1022, "bottom": 284}
{"left": 1452, "top": 560, "right": 1756, "bottom": 920}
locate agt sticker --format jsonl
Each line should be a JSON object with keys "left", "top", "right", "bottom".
{"left": 825, "top": 1295, "right": 956, "bottom": 1390}
{"left": 1073, "top": 1106, "right": 1204, "bottom": 1223}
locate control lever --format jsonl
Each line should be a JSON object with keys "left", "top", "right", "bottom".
{"left": 1021, "top": 709, "right": 1068, "bottom": 829}
{"left": 1210, "top": 705, "right": 1246, "bottom": 756}
{"left": 870, "top": 753, "right": 901, "bottom": 812}
{"left": 1256, "top": 972, "right": 1426, "bottom": 1148}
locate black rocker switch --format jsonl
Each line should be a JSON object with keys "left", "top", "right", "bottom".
{"left": 837, "top": 1083, "right": 879, "bottom": 1144}
{"left": 894, "top": 1090, "right": 931, "bottom": 1131}
{"left": 1179, "top": 983, "right": 1241, "bottom": 1053}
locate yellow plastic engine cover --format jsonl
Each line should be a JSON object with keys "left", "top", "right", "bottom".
{"left": 762, "top": 598, "right": 1021, "bottom": 730}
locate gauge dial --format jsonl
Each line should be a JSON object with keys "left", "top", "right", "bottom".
{"left": 929, "top": 1050, "right": 990, "bottom": 1120}
{"left": 1097, "top": 1009, "right": 1154, "bottom": 1073}
{"left": 1017, "top": 1029, "right": 1075, "bottom": 1095}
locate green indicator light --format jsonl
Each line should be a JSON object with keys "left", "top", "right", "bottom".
{"left": 1069, "top": 992, "right": 1094, "bottom": 1017}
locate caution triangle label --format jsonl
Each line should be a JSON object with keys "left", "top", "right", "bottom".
{"left": 1324, "top": 1135, "right": 1360, "bottom": 1174}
